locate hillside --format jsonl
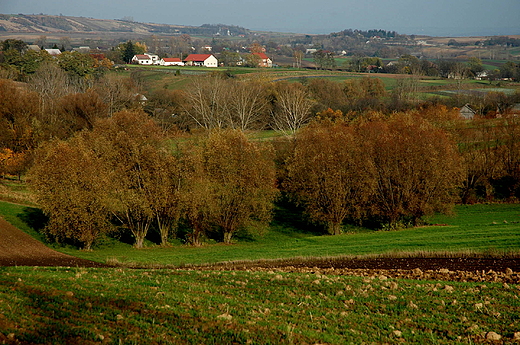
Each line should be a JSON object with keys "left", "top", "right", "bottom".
{"left": 0, "top": 14, "right": 249, "bottom": 36}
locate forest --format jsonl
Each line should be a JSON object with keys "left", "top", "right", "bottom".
{"left": 1, "top": 38, "right": 520, "bottom": 251}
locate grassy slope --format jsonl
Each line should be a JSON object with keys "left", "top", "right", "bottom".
{"left": 1, "top": 201, "right": 519, "bottom": 266}
{"left": 1, "top": 199, "right": 519, "bottom": 343}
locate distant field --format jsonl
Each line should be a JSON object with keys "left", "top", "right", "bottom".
{"left": 118, "top": 65, "right": 513, "bottom": 94}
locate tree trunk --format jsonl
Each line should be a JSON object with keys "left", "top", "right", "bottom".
{"left": 223, "top": 231, "right": 233, "bottom": 244}
{"left": 327, "top": 222, "right": 342, "bottom": 235}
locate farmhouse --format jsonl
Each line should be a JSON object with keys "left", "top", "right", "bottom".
{"left": 253, "top": 52, "right": 273, "bottom": 68}
{"left": 44, "top": 48, "right": 61, "bottom": 56}
{"left": 183, "top": 54, "right": 218, "bottom": 67}
{"left": 460, "top": 104, "right": 476, "bottom": 120}
{"left": 160, "top": 57, "right": 184, "bottom": 66}
{"left": 131, "top": 54, "right": 160, "bottom": 65}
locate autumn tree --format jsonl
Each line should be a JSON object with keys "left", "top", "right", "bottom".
{"left": 358, "top": 115, "right": 463, "bottom": 227}
{"left": 55, "top": 90, "right": 109, "bottom": 135}
{"left": 178, "top": 141, "right": 212, "bottom": 245}
{"left": 145, "top": 150, "right": 184, "bottom": 246}
{"left": 146, "top": 88, "right": 190, "bottom": 132}
{"left": 92, "top": 110, "right": 166, "bottom": 248}
{"left": 454, "top": 119, "right": 508, "bottom": 202}
{"left": 28, "top": 135, "right": 111, "bottom": 250}
{"left": 284, "top": 118, "right": 376, "bottom": 235}
{"left": 496, "top": 114, "right": 520, "bottom": 198}
{"left": 307, "top": 78, "right": 349, "bottom": 113}
{"left": 199, "top": 130, "right": 278, "bottom": 243}
{"left": 343, "top": 77, "right": 387, "bottom": 112}
{"left": 0, "top": 79, "right": 40, "bottom": 152}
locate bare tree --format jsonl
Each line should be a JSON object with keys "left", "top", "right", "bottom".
{"left": 270, "top": 81, "right": 314, "bottom": 135}
{"left": 93, "top": 74, "right": 139, "bottom": 117}
{"left": 184, "top": 74, "right": 231, "bottom": 129}
{"left": 227, "top": 80, "right": 270, "bottom": 130}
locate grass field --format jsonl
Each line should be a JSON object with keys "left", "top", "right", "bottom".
{"left": 1, "top": 199, "right": 519, "bottom": 267}
{"left": 1, "top": 196, "right": 520, "bottom": 343}
{"left": 1, "top": 265, "right": 519, "bottom": 344}
{"left": 114, "top": 64, "right": 519, "bottom": 95}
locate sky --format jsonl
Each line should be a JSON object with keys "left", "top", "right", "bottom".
{"left": 2, "top": 0, "right": 520, "bottom": 37}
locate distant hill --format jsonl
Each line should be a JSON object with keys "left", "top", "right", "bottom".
{"left": 0, "top": 14, "right": 250, "bottom": 37}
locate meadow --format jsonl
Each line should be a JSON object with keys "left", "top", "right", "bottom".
{"left": 1, "top": 186, "right": 520, "bottom": 343}
{"left": 0, "top": 265, "right": 518, "bottom": 344}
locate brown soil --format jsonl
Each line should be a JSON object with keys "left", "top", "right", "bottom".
{"left": 0, "top": 217, "right": 108, "bottom": 268}
{"left": 1, "top": 216, "right": 519, "bottom": 284}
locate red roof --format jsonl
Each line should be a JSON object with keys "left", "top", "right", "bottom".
{"left": 184, "top": 54, "right": 213, "bottom": 62}
{"left": 135, "top": 54, "right": 151, "bottom": 59}
{"left": 162, "top": 58, "right": 182, "bottom": 62}
{"left": 253, "top": 52, "right": 269, "bottom": 60}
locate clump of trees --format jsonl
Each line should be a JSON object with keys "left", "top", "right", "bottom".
{"left": 29, "top": 111, "right": 278, "bottom": 249}
{"left": 285, "top": 113, "right": 463, "bottom": 232}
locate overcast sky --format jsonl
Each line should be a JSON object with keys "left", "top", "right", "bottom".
{"left": 2, "top": 0, "right": 520, "bottom": 36}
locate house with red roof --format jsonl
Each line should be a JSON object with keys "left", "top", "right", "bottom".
{"left": 253, "top": 52, "right": 272, "bottom": 68}
{"left": 160, "top": 57, "right": 184, "bottom": 66}
{"left": 183, "top": 54, "right": 218, "bottom": 67}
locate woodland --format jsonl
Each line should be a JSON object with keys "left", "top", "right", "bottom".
{"left": 1, "top": 38, "right": 520, "bottom": 251}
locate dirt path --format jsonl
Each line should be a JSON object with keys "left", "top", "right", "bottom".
{"left": 0, "top": 217, "right": 108, "bottom": 267}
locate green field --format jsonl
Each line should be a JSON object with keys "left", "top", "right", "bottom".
{"left": 1, "top": 199, "right": 520, "bottom": 343}
{"left": 1, "top": 265, "right": 518, "bottom": 344}
{"left": 114, "top": 64, "right": 519, "bottom": 95}
{"left": 1, "top": 200, "right": 519, "bottom": 267}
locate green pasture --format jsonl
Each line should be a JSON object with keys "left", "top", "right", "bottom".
{"left": 1, "top": 265, "right": 518, "bottom": 344}
{"left": 112, "top": 64, "right": 519, "bottom": 94}
{"left": 1, "top": 200, "right": 519, "bottom": 267}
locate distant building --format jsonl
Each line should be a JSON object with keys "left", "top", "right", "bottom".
{"left": 160, "top": 57, "right": 184, "bottom": 66}
{"left": 183, "top": 54, "right": 218, "bottom": 67}
{"left": 44, "top": 49, "right": 61, "bottom": 56}
{"left": 131, "top": 54, "right": 160, "bottom": 65}
{"left": 460, "top": 104, "right": 476, "bottom": 120}
{"left": 253, "top": 52, "right": 273, "bottom": 68}
{"left": 73, "top": 46, "right": 91, "bottom": 53}
{"left": 132, "top": 54, "right": 153, "bottom": 65}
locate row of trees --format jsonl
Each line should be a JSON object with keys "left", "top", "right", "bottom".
{"left": 29, "top": 109, "right": 465, "bottom": 249}
{"left": 29, "top": 111, "right": 278, "bottom": 250}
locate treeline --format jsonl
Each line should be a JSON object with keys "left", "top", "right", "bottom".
{"left": 25, "top": 104, "right": 520, "bottom": 251}
{"left": 1, "top": 68, "right": 520, "bottom": 249}
{"left": 26, "top": 108, "right": 461, "bottom": 250}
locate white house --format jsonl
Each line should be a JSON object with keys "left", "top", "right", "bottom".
{"left": 132, "top": 54, "right": 153, "bottom": 65}
{"left": 160, "top": 57, "right": 184, "bottom": 66}
{"left": 131, "top": 54, "right": 160, "bottom": 65}
{"left": 44, "top": 48, "right": 61, "bottom": 56}
{"left": 460, "top": 104, "right": 476, "bottom": 120}
{"left": 183, "top": 54, "right": 218, "bottom": 67}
